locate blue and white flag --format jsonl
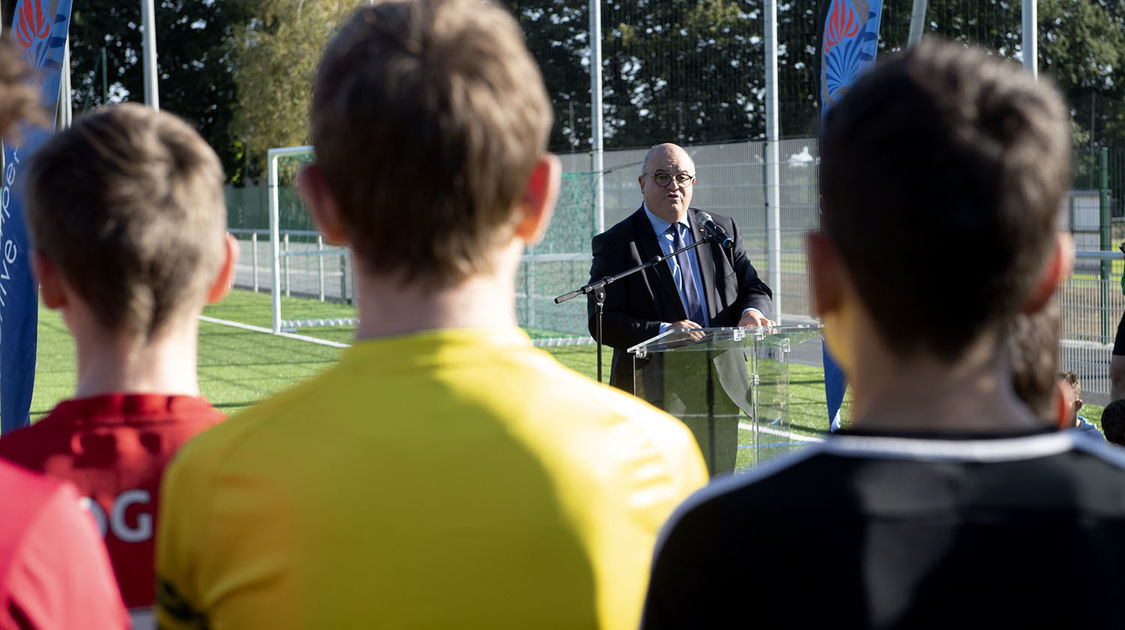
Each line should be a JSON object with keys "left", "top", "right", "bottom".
{"left": 819, "top": 0, "right": 883, "bottom": 431}
{"left": 1, "top": 0, "right": 72, "bottom": 432}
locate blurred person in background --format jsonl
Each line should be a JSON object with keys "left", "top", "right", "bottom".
{"left": 1100, "top": 399, "right": 1125, "bottom": 447}
{"left": 1008, "top": 304, "right": 1063, "bottom": 424}
{"left": 1059, "top": 371, "right": 1104, "bottom": 440}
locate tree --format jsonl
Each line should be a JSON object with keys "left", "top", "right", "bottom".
{"left": 509, "top": 0, "right": 832, "bottom": 150}
{"left": 66, "top": 0, "right": 252, "bottom": 181}
{"left": 921, "top": 0, "right": 1124, "bottom": 149}
{"left": 27, "top": 0, "right": 1123, "bottom": 187}
{"left": 506, "top": 0, "right": 594, "bottom": 154}
{"left": 509, "top": 0, "right": 1124, "bottom": 153}
{"left": 511, "top": 0, "right": 772, "bottom": 151}
{"left": 605, "top": 0, "right": 765, "bottom": 146}
{"left": 230, "top": 0, "right": 366, "bottom": 178}
{"left": 871, "top": 0, "right": 1123, "bottom": 184}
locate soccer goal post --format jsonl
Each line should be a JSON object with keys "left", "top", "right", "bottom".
{"left": 267, "top": 145, "right": 359, "bottom": 334}
{"left": 265, "top": 144, "right": 599, "bottom": 344}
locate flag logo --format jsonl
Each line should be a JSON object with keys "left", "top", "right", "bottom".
{"left": 824, "top": 0, "right": 859, "bottom": 55}
{"left": 15, "top": 0, "right": 52, "bottom": 69}
{"left": 821, "top": 0, "right": 881, "bottom": 108}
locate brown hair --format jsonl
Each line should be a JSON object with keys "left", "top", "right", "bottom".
{"left": 1009, "top": 301, "right": 1060, "bottom": 423}
{"left": 820, "top": 39, "right": 1071, "bottom": 361}
{"left": 310, "top": 0, "right": 552, "bottom": 286}
{"left": 1102, "top": 400, "right": 1125, "bottom": 446}
{"left": 25, "top": 103, "right": 226, "bottom": 338}
{"left": 1058, "top": 371, "right": 1081, "bottom": 399}
{"left": 0, "top": 36, "right": 43, "bottom": 137}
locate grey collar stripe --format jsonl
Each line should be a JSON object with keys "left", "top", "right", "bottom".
{"left": 821, "top": 431, "right": 1079, "bottom": 463}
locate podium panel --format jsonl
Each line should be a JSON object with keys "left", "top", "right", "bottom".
{"left": 628, "top": 325, "right": 821, "bottom": 476}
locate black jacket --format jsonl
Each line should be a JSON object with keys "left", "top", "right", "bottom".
{"left": 587, "top": 206, "right": 772, "bottom": 392}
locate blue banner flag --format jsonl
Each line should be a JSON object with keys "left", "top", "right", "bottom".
{"left": 819, "top": 0, "right": 883, "bottom": 431}
{"left": 1, "top": 0, "right": 72, "bottom": 432}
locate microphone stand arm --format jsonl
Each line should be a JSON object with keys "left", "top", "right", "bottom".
{"left": 555, "top": 235, "right": 715, "bottom": 385}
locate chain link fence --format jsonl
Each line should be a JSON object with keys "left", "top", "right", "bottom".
{"left": 224, "top": 145, "right": 1122, "bottom": 401}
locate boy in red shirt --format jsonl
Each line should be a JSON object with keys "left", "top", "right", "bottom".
{"left": 0, "top": 103, "right": 235, "bottom": 626}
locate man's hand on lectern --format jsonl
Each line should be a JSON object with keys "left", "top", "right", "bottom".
{"left": 668, "top": 319, "right": 706, "bottom": 343}
{"left": 738, "top": 310, "right": 774, "bottom": 328}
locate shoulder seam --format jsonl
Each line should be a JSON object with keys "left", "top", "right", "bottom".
{"left": 652, "top": 442, "right": 829, "bottom": 554}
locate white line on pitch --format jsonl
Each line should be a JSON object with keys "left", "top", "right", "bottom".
{"left": 198, "top": 315, "right": 352, "bottom": 349}
{"left": 738, "top": 421, "right": 824, "bottom": 443}
{"left": 198, "top": 316, "right": 828, "bottom": 437}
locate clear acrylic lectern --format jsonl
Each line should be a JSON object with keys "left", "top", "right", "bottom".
{"left": 628, "top": 325, "right": 822, "bottom": 477}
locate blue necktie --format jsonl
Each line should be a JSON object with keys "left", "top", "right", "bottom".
{"left": 669, "top": 224, "right": 705, "bottom": 325}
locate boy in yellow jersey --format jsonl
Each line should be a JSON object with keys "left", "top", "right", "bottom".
{"left": 155, "top": 1, "right": 708, "bottom": 628}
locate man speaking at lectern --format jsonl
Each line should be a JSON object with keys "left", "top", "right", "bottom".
{"left": 589, "top": 143, "right": 773, "bottom": 473}
{"left": 589, "top": 143, "right": 774, "bottom": 391}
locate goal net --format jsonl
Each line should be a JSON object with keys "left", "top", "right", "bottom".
{"left": 519, "top": 170, "right": 599, "bottom": 345}
{"left": 267, "top": 146, "right": 358, "bottom": 334}
{"left": 264, "top": 145, "right": 598, "bottom": 345}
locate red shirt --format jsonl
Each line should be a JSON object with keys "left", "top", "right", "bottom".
{"left": 0, "top": 394, "right": 223, "bottom": 610}
{"left": 0, "top": 459, "right": 129, "bottom": 629}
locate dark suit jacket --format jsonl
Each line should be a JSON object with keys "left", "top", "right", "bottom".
{"left": 588, "top": 206, "right": 773, "bottom": 392}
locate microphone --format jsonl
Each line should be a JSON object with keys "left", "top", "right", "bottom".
{"left": 697, "top": 212, "right": 733, "bottom": 249}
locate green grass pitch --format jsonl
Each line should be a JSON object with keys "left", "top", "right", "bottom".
{"left": 29, "top": 289, "right": 1106, "bottom": 439}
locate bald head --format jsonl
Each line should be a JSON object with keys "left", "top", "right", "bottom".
{"left": 639, "top": 143, "right": 696, "bottom": 223}
{"left": 641, "top": 143, "right": 694, "bottom": 176}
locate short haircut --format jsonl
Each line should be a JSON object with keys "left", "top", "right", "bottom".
{"left": 25, "top": 103, "right": 226, "bottom": 338}
{"left": 0, "top": 36, "right": 43, "bottom": 137}
{"left": 819, "top": 39, "right": 1071, "bottom": 361}
{"left": 1102, "top": 400, "right": 1125, "bottom": 446}
{"left": 1059, "top": 371, "right": 1081, "bottom": 399}
{"left": 1008, "top": 302, "right": 1060, "bottom": 422}
{"left": 310, "top": 0, "right": 552, "bottom": 287}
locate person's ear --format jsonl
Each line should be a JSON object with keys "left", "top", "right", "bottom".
{"left": 1075, "top": 399, "right": 1084, "bottom": 411}
{"left": 31, "top": 250, "right": 67, "bottom": 310}
{"left": 205, "top": 233, "right": 240, "bottom": 304}
{"left": 1023, "top": 232, "right": 1074, "bottom": 314}
{"left": 513, "top": 153, "right": 561, "bottom": 245}
{"left": 299, "top": 164, "right": 349, "bottom": 246}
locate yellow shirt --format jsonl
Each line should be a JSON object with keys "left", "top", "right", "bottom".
{"left": 156, "top": 328, "right": 706, "bottom": 629}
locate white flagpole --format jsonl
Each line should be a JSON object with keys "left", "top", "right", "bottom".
{"left": 141, "top": 0, "right": 159, "bottom": 109}
{"left": 1022, "top": 0, "right": 1037, "bottom": 80}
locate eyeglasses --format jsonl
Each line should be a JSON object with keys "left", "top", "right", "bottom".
{"left": 643, "top": 171, "right": 694, "bottom": 188}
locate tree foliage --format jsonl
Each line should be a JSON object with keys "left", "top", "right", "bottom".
{"left": 909, "top": 0, "right": 1125, "bottom": 148}
{"left": 230, "top": 0, "right": 366, "bottom": 178}
{"left": 506, "top": 0, "right": 592, "bottom": 152}
{"left": 65, "top": 0, "right": 252, "bottom": 181}
{"left": 605, "top": 0, "right": 766, "bottom": 146}
{"left": 509, "top": 0, "right": 776, "bottom": 150}
{"left": 1037, "top": 0, "right": 1125, "bottom": 184}
{"left": 44, "top": 0, "right": 1125, "bottom": 183}
{"left": 510, "top": 0, "right": 1125, "bottom": 153}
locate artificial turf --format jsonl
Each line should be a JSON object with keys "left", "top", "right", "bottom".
{"left": 29, "top": 288, "right": 1106, "bottom": 436}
